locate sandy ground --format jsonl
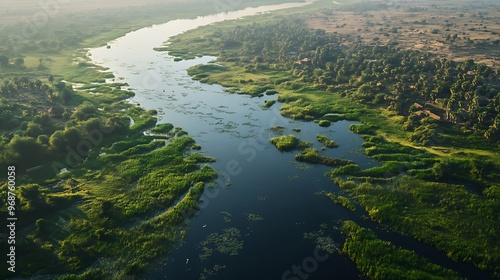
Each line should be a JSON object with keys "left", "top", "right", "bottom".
{"left": 306, "top": 0, "right": 500, "bottom": 68}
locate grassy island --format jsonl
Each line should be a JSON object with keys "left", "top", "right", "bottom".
{"left": 270, "top": 135, "right": 309, "bottom": 152}
{"left": 295, "top": 148, "right": 353, "bottom": 167}
{"left": 317, "top": 134, "right": 339, "bottom": 148}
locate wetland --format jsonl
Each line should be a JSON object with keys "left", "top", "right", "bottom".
{"left": 1, "top": 0, "right": 499, "bottom": 279}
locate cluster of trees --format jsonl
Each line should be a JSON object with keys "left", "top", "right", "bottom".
{"left": 0, "top": 75, "right": 127, "bottom": 170}
{"left": 0, "top": 54, "right": 25, "bottom": 67}
{"left": 214, "top": 18, "right": 500, "bottom": 142}
{"left": 0, "top": 76, "right": 71, "bottom": 104}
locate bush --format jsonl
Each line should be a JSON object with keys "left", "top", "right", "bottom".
{"left": 263, "top": 100, "right": 277, "bottom": 108}
{"left": 318, "top": 120, "right": 331, "bottom": 127}
{"left": 270, "top": 135, "right": 308, "bottom": 152}
{"left": 317, "top": 134, "right": 339, "bottom": 148}
{"left": 350, "top": 124, "right": 376, "bottom": 134}
{"left": 151, "top": 123, "right": 174, "bottom": 133}
{"left": 7, "top": 135, "right": 47, "bottom": 166}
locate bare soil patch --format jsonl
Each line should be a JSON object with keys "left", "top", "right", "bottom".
{"left": 305, "top": 0, "right": 500, "bottom": 68}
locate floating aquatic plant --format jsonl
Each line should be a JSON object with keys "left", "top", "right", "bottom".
{"left": 198, "top": 228, "right": 243, "bottom": 261}
{"left": 247, "top": 214, "right": 264, "bottom": 222}
{"left": 304, "top": 226, "right": 339, "bottom": 254}
{"left": 220, "top": 211, "right": 232, "bottom": 223}
{"left": 200, "top": 264, "right": 227, "bottom": 280}
{"left": 256, "top": 195, "right": 267, "bottom": 201}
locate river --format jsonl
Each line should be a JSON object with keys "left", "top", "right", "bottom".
{"left": 88, "top": 1, "right": 491, "bottom": 280}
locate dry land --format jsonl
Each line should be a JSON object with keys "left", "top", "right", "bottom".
{"left": 306, "top": 0, "right": 500, "bottom": 69}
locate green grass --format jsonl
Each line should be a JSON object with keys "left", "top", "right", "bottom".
{"left": 317, "top": 134, "right": 339, "bottom": 148}
{"left": 150, "top": 123, "right": 174, "bottom": 133}
{"left": 263, "top": 99, "right": 277, "bottom": 108}
{"left": 326, "top": 193, "right": 356, "bottom": 211}
{"left": 341, "top": 221, "right": 465, "bottom": 280}
{"left": 295, "top": 147, "right": 354, "bottom": 167}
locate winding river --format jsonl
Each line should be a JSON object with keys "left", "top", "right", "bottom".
{"left": 88, "top": 1, "right": 491, "bottom": 279}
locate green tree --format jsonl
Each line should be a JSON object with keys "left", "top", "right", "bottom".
{"left": 14, "top": 57, "right": 24, "bottom": 67}
{"left": 63, "top": 127, "right": 83, "bottom": 148}
{"left": 0, "top": 55, "right": 8, "bottom": 67}
{"left": 7, "top": 135, "right": 45, "bottom": 165}
{"left": 49, "top": 131, "right": 66, "bottom": 153}
{"left": 72, "top": 102, "right": 98, "bottom": 121}
{"left": 34, "top": 79, "right": 42, "bottom": 90}
{"left": 19, "top": 184, "right": 46, "bottom": 211}
{"left": 37, "top": 135, "right": 49, "bottom": 145}
{"left": 27, "top": 122, "right": 44, "bottom": 138}
{"left": 35, "top": 218, "right": 48, "bottom": 236}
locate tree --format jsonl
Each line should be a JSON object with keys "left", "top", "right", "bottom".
{"left": 358, "top": 83, "right": 375, "bottom": 95}
{"left": 62, "top": 127, "right": 83, "bottom": 148}
{"left": 37, "top": 135, "right": 49, "bottom": 145}
{"left": 55, "top": 81, "right": 66, "bottom": 92}
{"left": 14, "top": 57, "right": 24, "bottom": 67}
{"left": 26, "top": 122, "right": 43, "bottom": 138}
{"left": 49, "top": 127, "right": 83, "bottom": 153}
{"left": 72, "top": 102, "right": 98, "bottom": 121}
{"left": 0, "top": 55, "right": 8, "bottom": 67}
{"left": 19, "top": 184, "right": 46, "bottom": 211}
{"left": 35, "top": 218, "right": 48, "bottom": 236}
{"left": 28, "top": 81, "right": 35, "bottom": 92}
{"left": 49, "top": 131, "right": 66, "bottom": 152}
{"left": 34, "top": 79, "right": 42, "bottom": 90}
{"left": 7, "top": 135, "right": 45, "bottom": 165}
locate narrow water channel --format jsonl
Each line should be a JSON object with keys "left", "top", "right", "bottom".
{"left": 88, "top": 2, "right": 491, "bottom": 279}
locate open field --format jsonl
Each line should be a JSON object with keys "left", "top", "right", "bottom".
{"left": 306, "top": 0, "right": 500, "bottom": 69}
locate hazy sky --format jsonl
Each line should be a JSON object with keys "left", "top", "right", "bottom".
{"left": 0, "top": 0, "right": 193, "bottom": 25}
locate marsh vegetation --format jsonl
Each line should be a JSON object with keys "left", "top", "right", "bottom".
{"left": 317, "top": 134, "right": 339, "bottom": 148}
{"left": 269, "top": 134, "right": 309, "bottom": 151}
